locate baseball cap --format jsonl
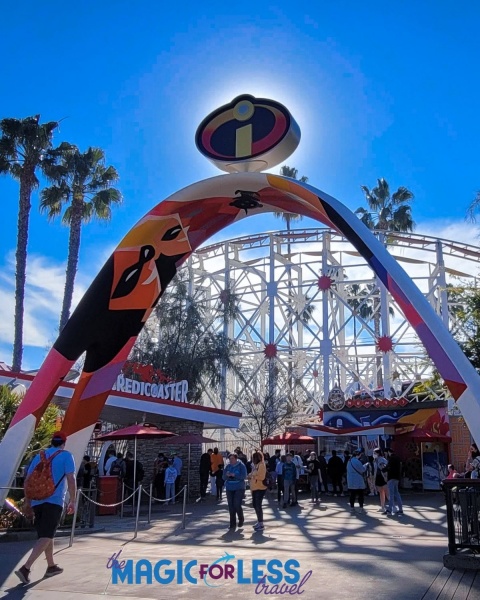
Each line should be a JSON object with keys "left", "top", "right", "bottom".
{"left": 52, "top": 431, "right": 67, "bottom": 443}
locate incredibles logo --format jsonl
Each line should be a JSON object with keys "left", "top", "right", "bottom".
{"left": 195, "top": 95, "right": 300, "bottom": 173}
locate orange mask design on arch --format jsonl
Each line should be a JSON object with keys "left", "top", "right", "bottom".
{"left": 109, "top": 214, "right": 191, "bottom": 311}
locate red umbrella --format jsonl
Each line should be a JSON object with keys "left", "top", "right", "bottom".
{"left": 98, "top": 423, "right": 177, "bottom": 484}
{"left": 261, "top": 432, "right": 315, "bottom": 446}
{"left": 97, "top": 423, "right": 177, "bottom": 441}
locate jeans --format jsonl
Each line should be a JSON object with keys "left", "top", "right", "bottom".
{"left": 310, "top": 475, "right": 320, "bottom": 501}
{"left": 166, "top": 482, "right": 175, "bottom": 504}
{"left": 320, "top": 471, "right": 328, "bottom": 493}
{"left": 252, "top": 489, "right": 266, "bottom": 522}
{"left": 284, "top": 480, "right": 296, "bottom": 504}
{"left": 387, "top": 479, "right": 403, "bottom": 513}
{"left": 226, "top": 488, "right": 244, "bottom": 526}
{"left": 349, "top": 488, "right": 364, "bottom": 508}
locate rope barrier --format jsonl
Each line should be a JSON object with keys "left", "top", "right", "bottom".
{"left": 79, "top": 487, "right": 138, "bottom": 508}
{"left": 141, "top": 485, "right": 187, "bottom": 503}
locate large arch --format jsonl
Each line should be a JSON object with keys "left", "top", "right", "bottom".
{"left": 1, "top": 173, "right": 479, "bottom": 500}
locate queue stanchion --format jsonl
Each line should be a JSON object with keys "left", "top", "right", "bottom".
{"left": 120, "top": 482, "right": 125, "bottom": 518}
{"left": 134, "top": 485, "right": 142, "bottom": 540}
{"left": 182, "top": 485, "right": 187, "bottom": 530}
{"left": 148, "top": 483, "right": 153, "bottom": 524}
{"left": 69, "top": 488, "right": 81, "bottom": 548}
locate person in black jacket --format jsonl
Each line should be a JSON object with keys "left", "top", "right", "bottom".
{"left": 385, "top": 448, "right": 404, "bottom": 516}
{"left": 327, "top": 450, "right": 345, "bottom": 496}
{"left": 199, "top": 449, "right": 213, "bottom": 498}
{"left": 318, "top": 450, "right": 329, "bottom": 494}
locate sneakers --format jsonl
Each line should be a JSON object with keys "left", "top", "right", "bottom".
{"left": 45, "top": 565, "right": 64, "bottom": 578}
{"left": 254, "top": 523, "right": 265, "bottom": 531}
{"left": 238, "top": 518, "right": 244, "bottom": 527}
{"left": 397, "top": 511, "right": 404, "bottom": 517}
{"left": 14, "top": 565, "right": 30, "bottom": 585}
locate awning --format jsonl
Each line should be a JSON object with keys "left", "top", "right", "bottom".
{"left": 301, "top": 423, "right": 412, "bottom": 438}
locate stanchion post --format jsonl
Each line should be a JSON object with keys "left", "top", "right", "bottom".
{"left": 134, "top": 485, "right": 142, "bottom": 540}
{"left": 120, "top": 482, "right": 125, "bottom": 518}
{"left": 181, "top": 485, "right": 187, "bottom": 530}
{"left": 69, "top": 489, "right": 81, "bottom": 548}
{"left": 148, "top": 483, "right": 152, "bottom": 524}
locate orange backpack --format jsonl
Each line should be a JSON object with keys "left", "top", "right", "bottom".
{"left": 24, "top": 450, "right": 64, "bottom": 501}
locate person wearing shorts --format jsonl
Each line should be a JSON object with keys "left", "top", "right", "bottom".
{"left": 14, "top": 431, "right": 76, "bottom": 585}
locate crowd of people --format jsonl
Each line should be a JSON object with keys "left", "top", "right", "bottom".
{"left": 12, "top": 431, "right": 480, "bottom": 585}
{"left": 194, "top": 445, "right": 412, "bottom": 531}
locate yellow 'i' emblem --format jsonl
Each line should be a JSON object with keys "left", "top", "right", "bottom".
{"left": 233, "top": 100, "right": 255, "bottom": 158}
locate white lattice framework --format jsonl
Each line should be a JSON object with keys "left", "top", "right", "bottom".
{"left": 182, "top": 228, "right": 480, "bottom": 423}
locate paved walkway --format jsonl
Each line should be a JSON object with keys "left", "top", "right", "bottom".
{"left": 1, "top": 491, "right": 479, "bottom": 599}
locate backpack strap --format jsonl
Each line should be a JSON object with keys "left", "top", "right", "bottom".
{"left": 48, "top": 450, "right": 66, "bottom": 489}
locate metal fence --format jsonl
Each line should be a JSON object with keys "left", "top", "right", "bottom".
{"left": 444, "top": 478, "right": 480, "bottom": 555}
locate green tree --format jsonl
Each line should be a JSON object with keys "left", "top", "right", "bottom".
{"left": 355, "top": 178, "right": 414, "bottom": 386}
{"left": 0, "top": 115, "right": 59, "bottom": 370}
{"left": 129, "top": 271, "right": 239, "bottom": 404}
{"left": 355, "top": 178, "right": 415, "bottom": 232}
{"left": 275, "top": 165, "right": 309, "bottom": 402}
{"left": 40, "top": 144, "right": 121, "bottom": 331}
{"left": 345, "top": 283, "right": 374, "bottom": 380}
{"left": 0, "top": 385, "right": 60, "bottom": 465}
{"left": 467, "top": 190, "right": 480, "bottom": 223}
{"left": 448, "top": 283, "right": 480, "bottom": 373}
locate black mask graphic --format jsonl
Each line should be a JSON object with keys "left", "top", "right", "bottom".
{"left": 111, "top": 245, "right": 155, "bottom": 300}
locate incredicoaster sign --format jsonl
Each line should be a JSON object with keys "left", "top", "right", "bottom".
{"left": 113, "top": 375, "right": 189, "bottom": 403}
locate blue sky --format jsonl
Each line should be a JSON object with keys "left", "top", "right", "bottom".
{"left": 1, "top": 1, "right": 480, "bottom": 369}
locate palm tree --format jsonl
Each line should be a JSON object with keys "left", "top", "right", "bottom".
{"left": 346, "top": 283, "right": 374, "bottom": 380}
{"left": 275, "top": 166, "right": 309, "bottom": 403}
{"left": 40, "top": 143, "right": 121, "bottom": 331}
{"left": 355, "top": 178, "right": 414, "bottom": 387}
{"left": 355, "top": 177, "right": 415, "bottom": 232}
{"left": 0, "top": 115, "right": 59, "bottom": 371}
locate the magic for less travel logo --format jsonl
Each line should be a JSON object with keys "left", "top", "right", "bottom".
{"left": 107, "top": 550, "right": 312, "bottom": 595}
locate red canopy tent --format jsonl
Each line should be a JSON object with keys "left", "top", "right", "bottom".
{"left": 397, "top": 428, "right": 452, "bottom": 442}
{"left": 261, "top": 432, "right": 315, "bottom": 446}
{"left": 98, "top": 423, "right": 177, "bottom": 484}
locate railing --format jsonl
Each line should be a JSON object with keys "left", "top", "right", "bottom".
{"left": 443, "top": 478, "right": 480, "bottom": 555}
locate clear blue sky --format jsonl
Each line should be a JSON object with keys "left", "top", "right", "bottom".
{"left": 1, "top": 1, "right": 480, "bottom": 369}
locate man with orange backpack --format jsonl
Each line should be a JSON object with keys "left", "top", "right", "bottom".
{"left": 14, "top": 431, "right": 76, "bottom": 585}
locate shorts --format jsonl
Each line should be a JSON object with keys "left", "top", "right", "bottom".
{"left": 33, "top": 502, "right": 63, "bottom": 539}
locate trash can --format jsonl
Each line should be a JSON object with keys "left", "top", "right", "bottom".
{"left": 97, "top": 476, "right": 119, "bottom": 515}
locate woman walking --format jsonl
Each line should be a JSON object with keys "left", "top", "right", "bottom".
{"left": 223, "top": 453, "right": 247, "bottom": 529}
{"left": 373, "top": 448, "right": 389, "bottom": 513}
{"left": 249, "top": 451, "right": 267, "bottom": 531}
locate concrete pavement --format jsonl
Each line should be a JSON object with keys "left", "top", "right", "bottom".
{"left": 0, "top": 491, "right": 475, "bottom": 599}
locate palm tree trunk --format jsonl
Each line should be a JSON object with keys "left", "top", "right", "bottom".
{"left": 59, "top": 197, "right": 83, "bottom": 331}
{"left": 12, "top": 174, "right": 34, "bottom": 372}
